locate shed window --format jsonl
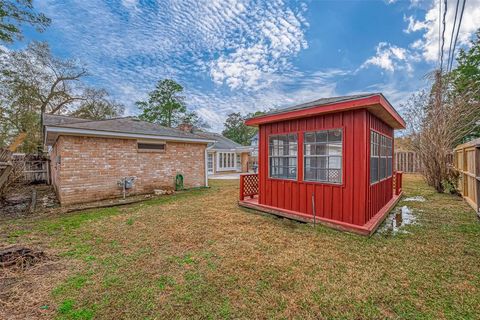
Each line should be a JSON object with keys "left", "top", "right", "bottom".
{"left": 269, "top": 134, "right": 297, "bottom": 179}
{"left": 137, "top": 142, "right": 166, "bottom": 152}
{"left": 370, "top": 131, "right": 393, "bottom": 184}
{"left": 303, "top": 129, "right": 342, "bottom": 184}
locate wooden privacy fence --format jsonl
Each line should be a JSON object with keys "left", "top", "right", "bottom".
{"left": 454, "top": 138, "right": 480, "bottom": 215}
{"left": 12, "top": 154, "right": 50, "bottom": 184}
{"left": 0, "top": 149, "right": 13, "bottom": 189}
{"left": 395, "top": 151, "right": 422, "bottom": 173}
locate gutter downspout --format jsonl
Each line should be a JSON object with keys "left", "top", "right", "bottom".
{"left": 204, "top": 147, "right": 209, "bottom": 187}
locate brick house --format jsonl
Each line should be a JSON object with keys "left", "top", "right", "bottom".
{"left": 43, "top": 114, "right": 215, "bottom": 205}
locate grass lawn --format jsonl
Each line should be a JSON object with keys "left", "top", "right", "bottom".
{"left": 1, "top": 174, "right": 479, "bottom": 319}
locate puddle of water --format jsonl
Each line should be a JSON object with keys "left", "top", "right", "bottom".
{"left": 403, "top": 196, "right": 426, "bottom": 202}
{"left": 378, "top": 205, "right": 417, "bottom": 235}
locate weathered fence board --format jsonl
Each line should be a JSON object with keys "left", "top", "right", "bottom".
{"left": 395, "top": 151, "right": 422, "bottom": 173}
{"left": 0, "top": 149, "right": 12, "bottom": 162}
{"left": 454, "top": 138, "right": 480, "bottom": 215}
{"left": 12, "top": 154, "right": 50, "bottom": 184}
{"left": 0, "top": 149, "right": 13, "bottom": 189}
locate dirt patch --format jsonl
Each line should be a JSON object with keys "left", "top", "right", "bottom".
{"left": 0, "top": 244, "right": 68, "bottom": 320}
{"left": 0, "top": 246, "right": 46, "bottom": 270}
{"left": 0, "top": 184, "right": 32, "bottom": 216}
{"left": 40, "top": 190, "right": 183, "bottom": 217}
{"left": 0, "top": 184, "right": 59, "bottom": 218}
{"left": 0, "top": 256, "right": 69, "bottom": 320}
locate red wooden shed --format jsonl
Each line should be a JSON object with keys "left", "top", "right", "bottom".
{"left": 239, "top": 93, "right": 406, "bottom": 236}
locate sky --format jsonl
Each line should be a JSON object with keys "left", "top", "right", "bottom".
{"left": 15, "top": 0, "right": 480, "bottom": 131}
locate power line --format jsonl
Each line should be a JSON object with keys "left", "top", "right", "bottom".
{"left": 438, "top": 0, "right": 442, "bottom": 69}
{"left": 448, "top": 0, "right": 467, "bottom": 71}
{"left": 439, "top": 0, "right": 448, "bottom": 72}
{"left": 446, "top": 0, "right": 460, "bottom": 72}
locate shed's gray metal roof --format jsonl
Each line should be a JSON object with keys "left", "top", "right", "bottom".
{"left": 193, "top": 131, "right": 247, "bottom": 150}
{"left": 43, "top": 114, "right": 211, "bottom": 141}
{"left": 261, "top": 93, "right": 378, "bottom": 117}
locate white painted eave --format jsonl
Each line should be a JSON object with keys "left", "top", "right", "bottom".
{"left": 44, "top": 126, "right": 216, "bottom": 146}
{"left": 208, "top": 147, "right": 253, "bottom": 152}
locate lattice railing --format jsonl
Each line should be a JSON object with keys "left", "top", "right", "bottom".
{"left": 394, "top": 171, "right": 403, "bottom": 195}
{"left": 239, "top": 173, "right": 259, "bottom": 201}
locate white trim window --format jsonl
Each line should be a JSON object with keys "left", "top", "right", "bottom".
{"left": 269, "top": 134, "right": 297, "bottom": 180}
{"left": 207, "top": 153, "right": 214, "bottom": 174}
{"left": 217, "top": 152, "right": 237, "bottom": 171}
{"left": 303, "top": 129, "right": 342, "bottom": 184}
{"left": 370, "top": 131, "right": 393, "bottom": 184}
{"left": 236, "top": 154, "right": 241, "bottom": 170}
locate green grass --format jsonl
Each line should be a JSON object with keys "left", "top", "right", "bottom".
{"left": 1, "top": 175, "right": 479, "bottom": 319}
{"left": 57, "top": 299, "right": 95, "bottom": 320}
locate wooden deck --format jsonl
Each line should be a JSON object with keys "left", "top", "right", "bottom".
{"left": 239, "top": 192, "right": 403, "bottom": 236}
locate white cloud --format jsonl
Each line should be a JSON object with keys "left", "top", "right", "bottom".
{"left": 209, "top": 2, "right": 308, "bottom": 90}
{"left": 403, "top": 15, "right": 427, "bottom": 33}
{"left": 387, "top": 0, "right": 434, "bottom": 8}
{"left": 189, "top": 69, "right": 343, "bottom": 132}
{"left": 409, "top": 0, "right": 422, "bottom": 7}
{"left": 408, "top": 0, "right": 480, "bottom": 62}
{"left": 360, "top": 42, "right": 418, "bottom": 73}
{"left": 38, "top": 0, "right": 309, "bottom": 106}
{"left": 121, "top": 0, "right": 138, "bottom": 9}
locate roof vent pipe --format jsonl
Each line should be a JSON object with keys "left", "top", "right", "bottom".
{"left": 177, "top": 123, "right": 193, "bottom": 133}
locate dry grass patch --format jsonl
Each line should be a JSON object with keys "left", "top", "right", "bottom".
{"left": 1, "top": 175, "right": 479, "bottom": 319}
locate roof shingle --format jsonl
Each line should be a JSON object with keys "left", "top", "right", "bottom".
{"left": 193, "top": 131, "right": 246, "bottom": 150}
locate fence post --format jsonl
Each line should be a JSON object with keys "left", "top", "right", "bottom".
{"left": 475, "top": 147, "right": 480, "bottom": 214}
{"left": 395, "top": 171, "right": 403, "bottom": 195}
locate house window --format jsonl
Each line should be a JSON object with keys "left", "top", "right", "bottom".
{"left": 303, "top": 129, "right": 342, "bottom": 184}
{"left": 236, "top": 154, "right": 241, "bottom": 169}
{"left": 137, "top": 142, "right": 166, "bottom": 152}
{"left": 218, "top": 152, "right": 237, "bottom": 170}
{"left": 269, "top": 134, "right": 297, "bottom": 179}
{"left": 370, "top": 131, "right": 393, "bottom": 184}
{"left": 207, "top": 153, "right": 214, "bottom": 173}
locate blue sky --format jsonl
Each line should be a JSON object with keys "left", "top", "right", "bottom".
{"left": 15, "top": 0, "right": 480, "bottom": 131}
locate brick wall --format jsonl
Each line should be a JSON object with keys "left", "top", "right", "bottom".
{"left": 51, "top": 136, "right": 206, "bottom": 205}
{"left": 50, "top": 137, "right": 62, "bottom": 202}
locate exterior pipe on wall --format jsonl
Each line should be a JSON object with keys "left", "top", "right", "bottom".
{"left": 204, "top": 148, "right": 209, "bottom": 187}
